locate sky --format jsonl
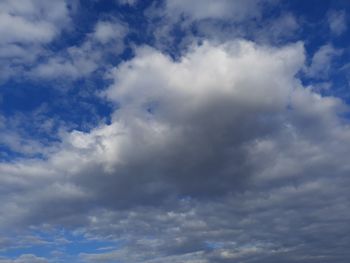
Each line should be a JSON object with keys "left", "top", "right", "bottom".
{"left": 0, "top": 0, "right": 350, "bottom": 262}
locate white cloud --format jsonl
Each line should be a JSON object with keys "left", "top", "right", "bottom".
{"left": 93, "top": 20, "right": 128, "bottom": 44}
{"left": 0, "top": 13, "right": 55, "bottom": 44}
{"left": 0, "top": 0, "right": 70, "bottom": 45}
{"left": 306, "top": 44, "right": 342, "bottom": 79}
{"left": 106, "top": 41, "right": 304, "bottom": 110}
{"left": 0, "top": 1, "right": 350, "bottom": 262}
{"left": 31, "top": 46, "right": 100, "bottom": 79}
{"left": 328, "top": 10, "right": 347, "bottom": 36}
{"left": 146, "top": 0, "right": 288, "bottom": 53}
{"left": 256, "top": 13, "right": 299, "bottom": 43}
{"left": 0, "top": 0, "right": 73, "bottom": 82}
{"left": 1, "top": 40, "right": 350, "bottom": 262}
{"left": 30, "top": 20, "right": 128, "bottom": 80}
{"left": 117, "top": 0, "right": 138, "bottom": 6}
{"left": 165, "top": 0, "right": 268, "bottom": 21}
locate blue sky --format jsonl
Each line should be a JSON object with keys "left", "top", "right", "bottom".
{"left": 1, "top": 1, "right": 350, "bottom": 262}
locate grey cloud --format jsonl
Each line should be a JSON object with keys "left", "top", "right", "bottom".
{"left": 1, "top": 40, "right": 350, "bottom": 263}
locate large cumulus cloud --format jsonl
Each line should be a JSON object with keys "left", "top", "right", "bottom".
{"left": 1, "top": 40, "right": 350, "bottom": 262}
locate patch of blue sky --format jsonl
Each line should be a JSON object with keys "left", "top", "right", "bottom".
{"left": 3, "top": 78, "right": 111, "bottom": 121}
{"left": 0, "top": 230, "right": 118, "bottom": 261}
{"left": 0, "top": 146, "right": 46, "bottom": 162}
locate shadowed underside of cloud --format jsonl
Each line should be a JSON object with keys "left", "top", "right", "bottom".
{"left": 1, "top": 39, "right": 350, "bottom": 262}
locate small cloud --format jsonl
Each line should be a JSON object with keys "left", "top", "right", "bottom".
{"left": 117, "top": 0, "right": 138, "bottom": 6}
{"left": 306, "top": 44, "right": 342, "bottom": 79}
{"left": 165, "top": 0, "right": 267, "bottom": 21}
{"left": 328, "top": 10, "right": 347, "bottom": 36}
{"left": 93, "top": 20, "right": 127, "bottom": 44}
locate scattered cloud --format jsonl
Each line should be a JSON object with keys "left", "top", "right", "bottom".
{"left": 0, "top": 0, "right": 74, "bottom": 82}
{"left": 306, "top": 44, "right": 343, "bottom": 79}
{"left": 93, "top": 20, "right": 127, "bottom": 44}
{"left": 117, "top": 0, "right": 138, "bottom": 6}
{"left": 1, "top": 1, "right": 350, "bottom": 262}
{"left": 30, "top": 19, "right": 128, "bottom": 80}
{"left": 328, "top": 10, "right": 347, "bottom": 36}
{"left": 165, "top": 0, "right": 270, "bottom": 21}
